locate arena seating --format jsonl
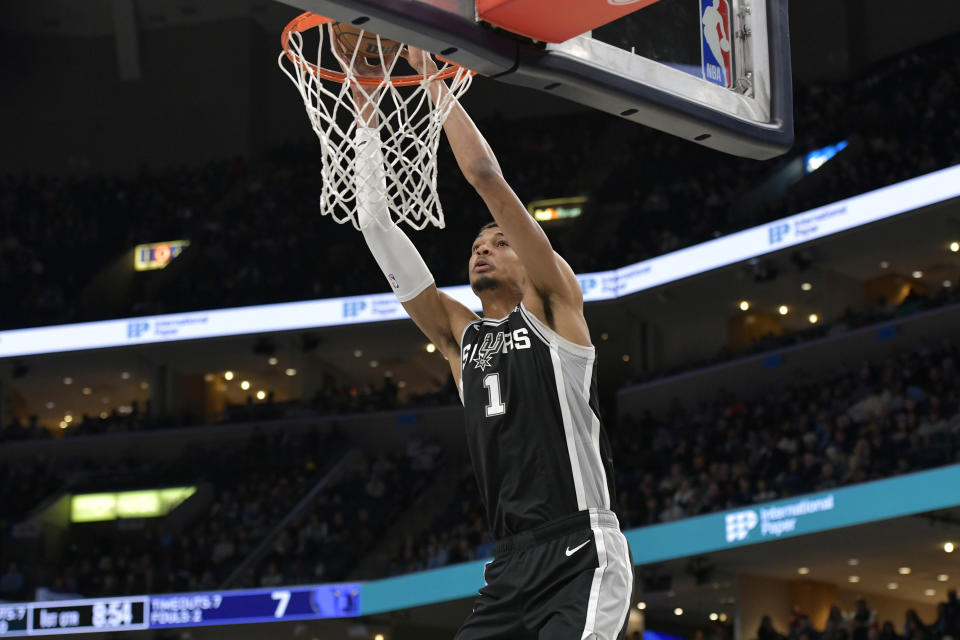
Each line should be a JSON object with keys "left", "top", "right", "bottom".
{"left": 1, "top": 35, "right": 958, "bottom": 331}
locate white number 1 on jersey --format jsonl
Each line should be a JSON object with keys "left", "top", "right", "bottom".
{"left": 483, "top": 373, "right": 506, "bottom": 417}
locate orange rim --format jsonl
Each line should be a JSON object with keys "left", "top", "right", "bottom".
{"left": 281, "top": 12, "right": 474, "bottom": 87}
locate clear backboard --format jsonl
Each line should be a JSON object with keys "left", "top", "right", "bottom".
{"left": 276, "top": 0, "right": 793, "bottom": 159}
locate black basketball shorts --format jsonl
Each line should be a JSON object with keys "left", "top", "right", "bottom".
{"left": 455, "top": 509, "right": 634, "bottom": 640}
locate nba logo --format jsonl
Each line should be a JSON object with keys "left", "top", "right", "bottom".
{"left": 700, "top": 0, "right": 733, "bottom": 88}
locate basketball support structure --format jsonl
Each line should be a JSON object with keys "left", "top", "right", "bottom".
{"left": 277, "top": 0, "right": 793, "bottom": 160}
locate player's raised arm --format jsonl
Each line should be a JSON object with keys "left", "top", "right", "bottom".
{"left": 336, "top": 38, "right": 477, "bottom": 381}
{"left": 405, "top": 47, "right": 584, "bottom": 315}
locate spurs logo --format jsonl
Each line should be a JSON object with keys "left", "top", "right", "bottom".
{"left": 462, "top": 328, "right": 532, "bottom": 371}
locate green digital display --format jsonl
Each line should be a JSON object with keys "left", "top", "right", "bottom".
{"left": 71, "top": 487, "right": 196, "bottom": 523}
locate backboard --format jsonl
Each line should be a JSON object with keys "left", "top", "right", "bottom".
{"left": 277, "top": 0, "right": 792, "bottom": 160}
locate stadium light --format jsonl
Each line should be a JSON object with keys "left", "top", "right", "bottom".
{"left": 739, "top": 300, "right": 750, "bottom": 311}
{"left": 637, "top": 602, "right": 646, "bottom": 610}
{"left": 63, "top": 377, "right": 73, "bottom": 385}
{"left": 710, "top": 613, "right": 719, "bottom": 621}
{"left": 800, "top": 282, "right": 812, "bottom": 291}
{"left": 426, "top": 343, "right": 437, "bottom": 353}
{"left": 797, "top": 567, "right": 810, "bottom": 575}
{"left": 848, "top": 576, "right": 860, "bottom": 583}
{"left": 938, "top": 574, "right": 949, "bottom": 582}
{"left": 926, "top": 589, "right": 937, "bottom": 597}
{"left": 950, "top": 241, "right": 959, "bottom": 253}
{"left": 804, "top": 140, "right": 848, "bottom": 174}
{"left": 240, "top": 380, "right": 250, "bottom": 390}
{"left": 912, "top": 270, "right": 924, "bottom": 279}
{"left": 808, "top": 314, "right": 819, "bottom": 324}
{"left": 256, "top": 390, "right": 266, "bottom": 400}
{"left": 945, "top": 542, "right": 955, "bottom": 553}
{"left": 284, "top": 368, "right": 297, "bottom": 377}
{"left": 778, "top": 305, "right": 789, "bottom": 315}
{"left": 268, "top": 357, "right": 278, "bottom": 366}
{"left": 898, "top": 567, "right": 911, "bottom": 575}
{"left": 224, "top": 371, "right": 234, "bottom": 380}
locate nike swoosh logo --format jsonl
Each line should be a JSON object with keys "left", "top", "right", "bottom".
{"left": 565, "top": 540, "right": 592, "bottom": 557}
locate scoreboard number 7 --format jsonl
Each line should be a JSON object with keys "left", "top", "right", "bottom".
{"left": 270, "top": 591, "right": 291, "bottom": 618}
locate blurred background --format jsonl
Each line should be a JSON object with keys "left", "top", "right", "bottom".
{"left": 1, "top": 1, "right": 960, "bottom": 639}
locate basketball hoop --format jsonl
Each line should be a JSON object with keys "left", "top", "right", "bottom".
{"left": 279, "top": 12, "right": 475, "bottom": 230}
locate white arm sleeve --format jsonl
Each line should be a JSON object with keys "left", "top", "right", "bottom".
{"left": 354, "top": 127, "right": 435, "bottom": 303}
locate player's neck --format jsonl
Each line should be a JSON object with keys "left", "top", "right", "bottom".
{"left": 479, "top": 291, "right": 522, "bottom": 320}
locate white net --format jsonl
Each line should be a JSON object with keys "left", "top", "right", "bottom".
{"left": 279, "top": 16, "right": 474, "bottom": 231}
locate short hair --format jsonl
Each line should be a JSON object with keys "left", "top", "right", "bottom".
{"left": 477, "top": 221, "right": 499, "bottom": 236}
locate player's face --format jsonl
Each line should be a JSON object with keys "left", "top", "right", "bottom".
{"left": 468, "top": 227, "right": 525, "bottom": 293}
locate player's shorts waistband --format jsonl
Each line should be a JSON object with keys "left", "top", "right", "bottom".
{"left": 493, "top": 509, "right": 620, "bottom": 557}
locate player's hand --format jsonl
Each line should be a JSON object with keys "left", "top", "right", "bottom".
{"left": 403, "top": 46, "right": 440, "bottom": 78}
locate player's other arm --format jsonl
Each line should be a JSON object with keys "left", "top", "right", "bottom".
{"left": 343, "top": 68, "right": 476, "bottom": 381}
{"left": 406, "top": 48, "right": 587, "bottom": 339}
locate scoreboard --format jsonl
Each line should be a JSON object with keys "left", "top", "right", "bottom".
{"left": 0, "top": 584, "right": 360, "bottom": 636}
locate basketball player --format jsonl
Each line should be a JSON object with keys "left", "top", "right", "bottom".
{"left": 338, "top": 41, "right": 633, "bottom": 639}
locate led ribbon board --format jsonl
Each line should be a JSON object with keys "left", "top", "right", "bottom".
{"left": 1, "top": 164, "right": 959, "bottom": 359}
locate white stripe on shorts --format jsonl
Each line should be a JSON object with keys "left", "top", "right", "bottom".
{"left": 581, "top": 509, "right": 633, "bottom": 640}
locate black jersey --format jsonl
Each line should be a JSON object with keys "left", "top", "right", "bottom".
{"left": 459, "top": 303, "right": 617, "bottom": 539}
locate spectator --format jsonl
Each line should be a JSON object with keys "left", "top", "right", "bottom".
{"left": 792, "top": 614, "right": 821, "bottom": 640}
{"left": 879, "top": 621, "right": 901, "bottom": 640}
{"left": 759, "top": 615, "right": 786, "bottom": 640}
{"left": 904, "top": 609, "right": 928, "bottom": 640}
{"left": 823, "top": 606, "right": 849, "bottom": 640}
{"left": 944, "top": 589, "right": 959, "bottom": 638}
{"left": 931, "top": 603, "right": 952, "bottom": 640}
{"left": 0, "top": 562, "right": 24, "bottom": 601}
